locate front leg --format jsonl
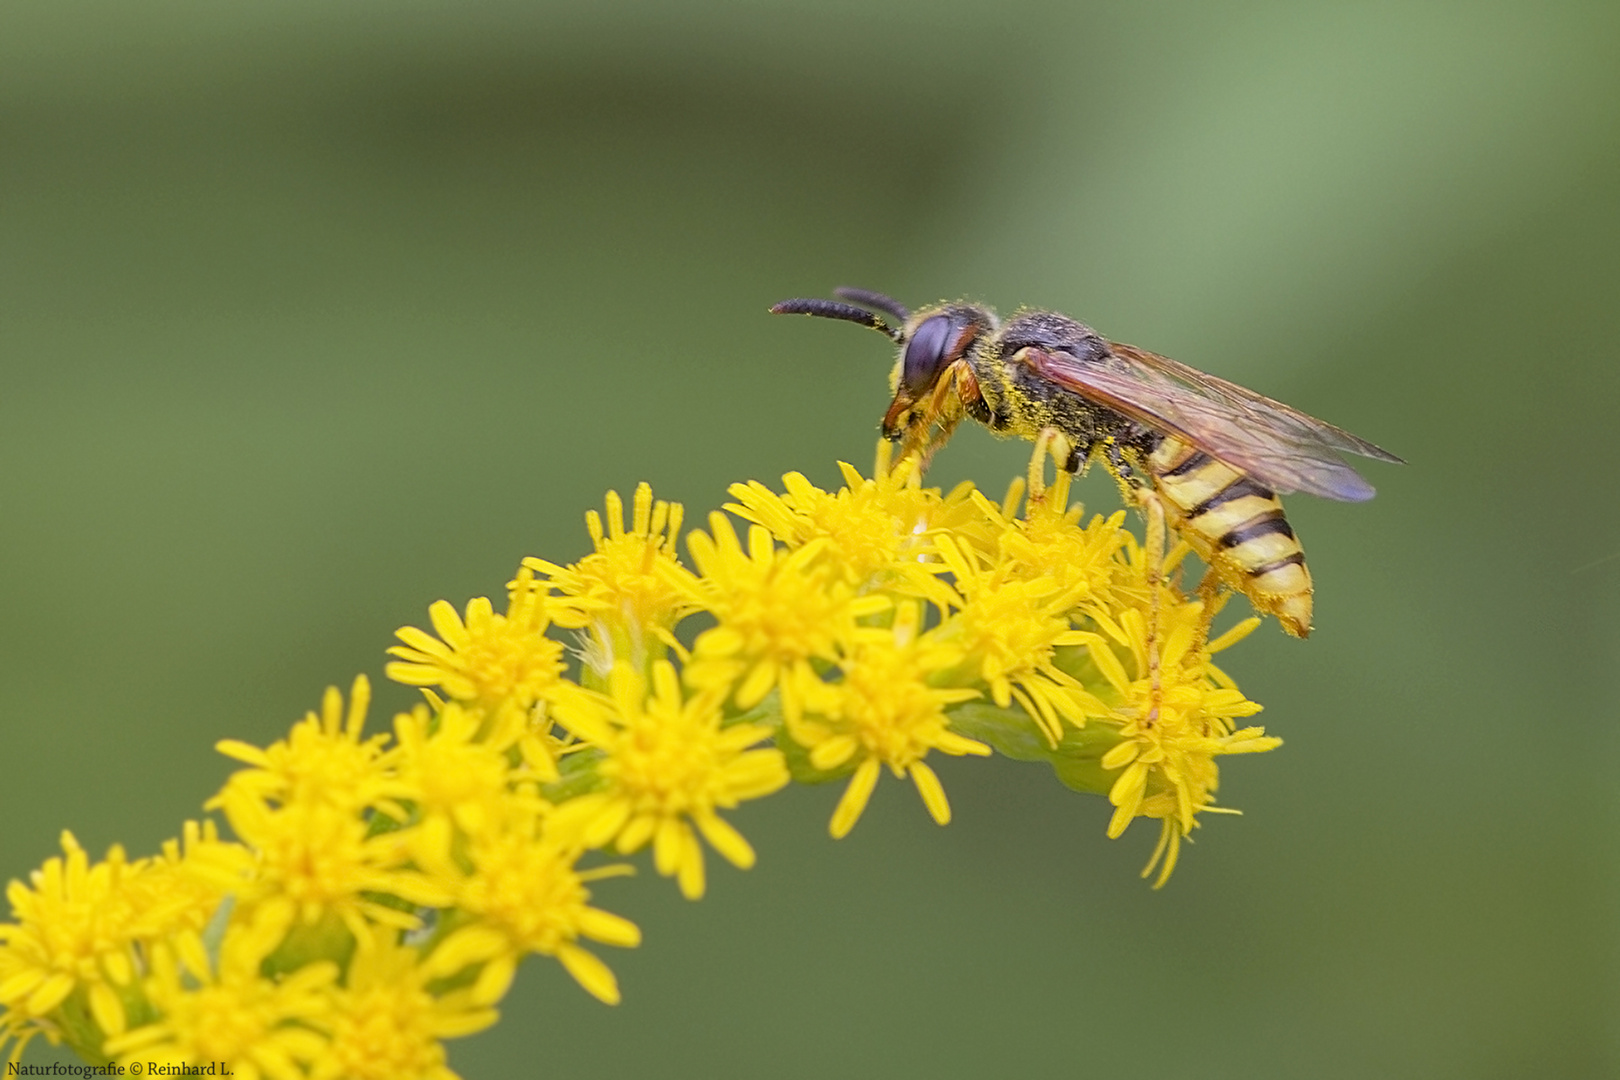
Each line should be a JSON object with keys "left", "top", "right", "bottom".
{"left": 899, "top": 414, "right": 960, "bottom": 477}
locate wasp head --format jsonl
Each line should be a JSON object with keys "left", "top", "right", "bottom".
{"left": 770, "top": 288, "right": 996, "bottom": 457}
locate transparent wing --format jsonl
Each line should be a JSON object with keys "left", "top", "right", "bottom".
{"left": 1019, "top": 342, "right": 1402, "bottom": 502}
{"left": 1111, "top": 344, "right": 1404, "bottom": 462}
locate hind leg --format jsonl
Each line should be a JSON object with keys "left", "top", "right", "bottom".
{"left": 1138, "top": 486, "right": 1167, "bottom": 727}
{"left": 1194, "top": 566, "right": 1229, "bottom": 644}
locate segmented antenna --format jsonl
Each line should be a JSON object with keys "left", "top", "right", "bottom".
{"left": 769, "top": 298, "right": 901, "bottom": 342}
{"left": 832, "top": 287, "right": 910, "bottom": 323}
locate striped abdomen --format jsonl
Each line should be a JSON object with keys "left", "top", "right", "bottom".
{"left": 1147, "top": 437, "right": 1313, "bottom": 637}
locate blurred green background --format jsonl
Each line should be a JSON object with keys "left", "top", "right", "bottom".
{"left": 3, "top": 1, "right": 1617, "bottom": 1076}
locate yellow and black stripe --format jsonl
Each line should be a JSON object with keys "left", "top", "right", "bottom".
{"left": 1147, "top": 437, "right": 1314, "bottom": 637}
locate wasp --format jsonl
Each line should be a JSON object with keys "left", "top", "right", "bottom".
{"left": 770, "top": 287, "right": 1401, "bottom": 639}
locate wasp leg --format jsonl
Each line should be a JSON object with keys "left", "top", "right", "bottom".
{"left": 1026, "top": 427, "right": 1073, "bottom": 506}
{"left": 873, "top": 436, "right": 897, "bottom": 482}
{"left": 1062, "top": 443, "right": 1084, "bottom": 474}
{"left": 1139, "top": 485, "right": 1167, "bottom": 727}
{"left": 1102, "top": 437, "right": 1147, "bottom": 509}
{"left": 1195, "top": 568, "right": 1226, "bottom": 644}
{"left": 1106, "top": 437, "right": 1131, "bottom": 478}
{"left": 895, "top": 413, "right": 959, "bottom": 480}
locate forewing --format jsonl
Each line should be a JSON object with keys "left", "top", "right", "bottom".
{"left": 1019, "top": 343, "right": 1395, "bottom": 502}
{"left": 1112, "top": 344, "right": 1403, "bottom": 463}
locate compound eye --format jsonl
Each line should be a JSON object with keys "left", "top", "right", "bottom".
{"left": 900, "top": 315, "right": 952, "bottom": 395}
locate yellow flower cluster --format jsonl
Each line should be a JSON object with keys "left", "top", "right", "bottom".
{"left": 0, "top": 448, "right": 1281, "bottom": 1074}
